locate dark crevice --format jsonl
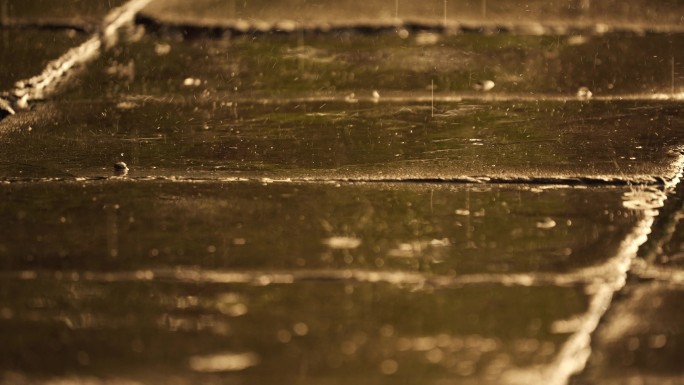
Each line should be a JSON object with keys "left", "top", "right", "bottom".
{"left": 0, "top": 21, "right": 91, "bottom": 33}
{"left": 0, "top": 174, "right": 672, "bottom": 187}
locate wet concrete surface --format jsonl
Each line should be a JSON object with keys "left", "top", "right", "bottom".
{"left": 2, "top": 1, "right": 684, "bottom": 384}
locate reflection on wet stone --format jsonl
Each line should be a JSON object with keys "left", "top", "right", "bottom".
{"left": 0, "top": 277, "right": 588, "bottom": 384}
{"left": 0, "top": 178, "right": 662, "bottom": 383}
{"left": 1, "top": 0, "right": 684, "bottom": 384}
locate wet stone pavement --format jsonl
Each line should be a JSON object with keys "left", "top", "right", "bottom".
{"left": 1, "top": 1, "right": 684, "bottom": 385}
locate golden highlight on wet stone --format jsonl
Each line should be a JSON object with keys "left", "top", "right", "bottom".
{"left": 2, "top": 0, "right": 684, "bottom": 384}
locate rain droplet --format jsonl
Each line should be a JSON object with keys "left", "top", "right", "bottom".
{"left": 293, "top": 322, "right": 309, "bottom": 336}
{"left": 322, "top": 236, "right": 361, "bottom": 249}
{"left": 536, "top": 218, "right": 556, "bottom": 229}
{"left": 277, "top": 329, "right": 292, "bottom": 343}
{"left": 567, "top": 35, "right": 588, "bottom": 46}
{"left": 113, "top": 161, "right": 129, "bottom": 176}
{"left": 344, "top": 92, "right": 358, "bottom": 103}
{"left": 183, "top": 77, "right": 202, "bottom": 87}
{"left": 426, "top": 348, "right": 444, "bottom": 364}
{"left": 576, "top": 87, "right": 592, "bottom": 99}
{"left": 189, "top": 352, "right": 260, "bottom": 372}
{"left": 473, "top": 80, "right": 495, "bottom": 91}
{"left": 648, "top": 334, "right": 667, "bottom": 349}
{"left": 154, "top": 43, "right": 171, "bottom": 55}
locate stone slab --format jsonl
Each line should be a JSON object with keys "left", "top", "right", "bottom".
{"left": 139, "top": 0, "right": 684, "bottom": 31}
{"left": 74, "top": 32, "right": 684, "bottom": 98}
{"left": 3, "top": 26, "right": 684, "bottom": 182}
{"left": 0, "top": 181, "right": 647, "bottom": 275}
{"left": 1, "top": 97, "right": 682, "bottom": 182}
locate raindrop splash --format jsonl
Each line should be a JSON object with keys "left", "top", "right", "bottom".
{"left": 189, "top": 352, "right": 260, "bottom": 373}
